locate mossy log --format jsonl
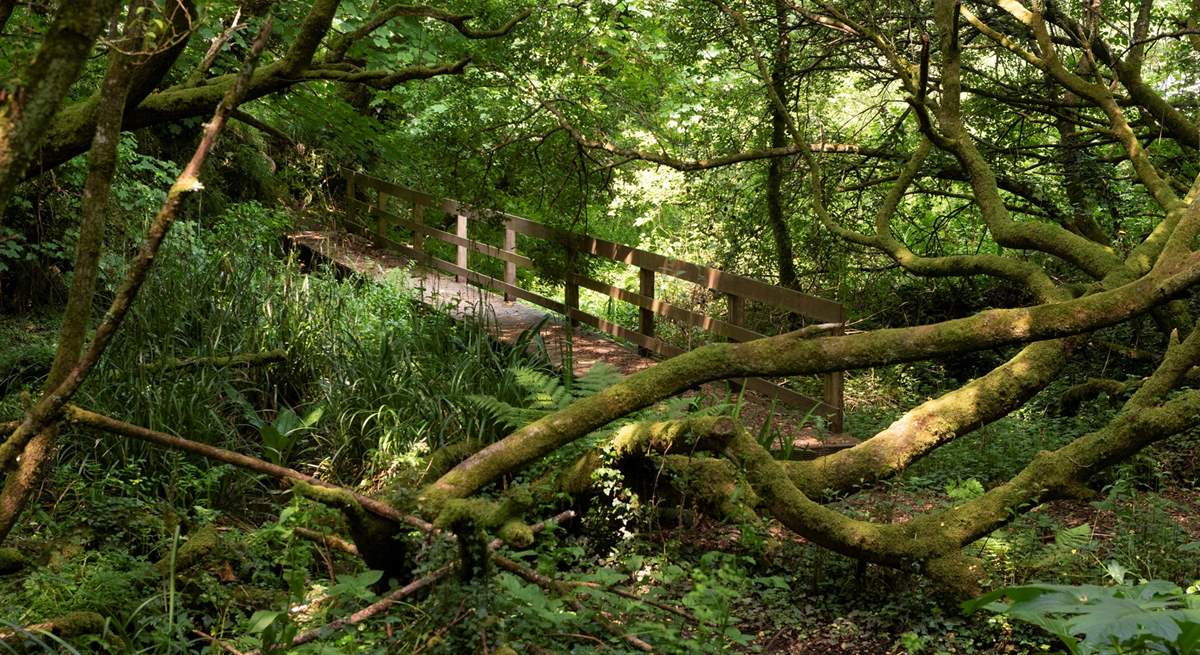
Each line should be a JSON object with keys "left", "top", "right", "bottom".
{"left": 0, "top": 611, "right": 106, "bottom": 644}
{"left": 0, "top": 546, "right": 23, "bottom": 574}
{"left": 421, "top": 253, "right": 1200, "bottom": 509}
{"left": 155, "top": 524, "right": 221, "bottom": 576}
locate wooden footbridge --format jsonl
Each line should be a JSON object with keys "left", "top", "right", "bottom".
{"left": 290, "top": 170, "right": 850, "bottom": 440}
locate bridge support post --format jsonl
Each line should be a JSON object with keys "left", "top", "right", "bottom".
{"left": 638, "top": 268, "right": 655, "bottom": 356}
{"left": 456, "top": 213, "right": 468, "bottom": 283}
{"left": 412, "top": 201, "right": 425, "bottom": 254}
{"left": 823, "top": 307, "right": 847, "bottom": 434}
{"left": 376, "top": 192, "right": 388, "bottom": 240}
{"left": 503, "top": 225, "right": 516, "bottom": 302}
{"left": 727, "top": 294, "right": 747, "bottom": 395}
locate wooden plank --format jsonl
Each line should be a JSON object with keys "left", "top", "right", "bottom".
{"left": 566, "top": 308, "right": 683, "bottom": 357}
{"left": 569, "top": 274, "right": 764, "bottom": 343}
{"left": 638, "top": 268, "right": 655, "bottom": 357}
{"left": 455, "top": 214, "right": 468, "bottom": 283}
{"left": 504, "top": 227, "right": 517, "bottom": 302}
{"left": 350, "top": 171, "right": 436, "bottom": 206}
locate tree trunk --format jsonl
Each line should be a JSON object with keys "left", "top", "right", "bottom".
{"left": 0, "top": 0, "right": 119, "bottom": 218}
{"left": 766, "top": 0, "right": 798, "bottom": 289}
{"left": 0, "top": 9, "right": 140, "bottom": 541}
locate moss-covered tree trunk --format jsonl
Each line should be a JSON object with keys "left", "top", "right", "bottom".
{"left": 0, "top": 4, "right": 139, "bottom": 540}
{"left": 0, "top": 0, "right": 123, "bottom": 218}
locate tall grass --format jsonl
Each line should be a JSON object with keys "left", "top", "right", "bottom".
{"left": 65, "top": 203, "right": 542, "bottom": 500}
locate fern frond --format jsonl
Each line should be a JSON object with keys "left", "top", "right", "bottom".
{"left": 573, "top": 362, "right": 623, "bottom": 398}
{"left": 1054, "top": 523, "right": 1093, "bottom": 551}
{"left": 467, "top": 394, "right": 549, "bottom": 430}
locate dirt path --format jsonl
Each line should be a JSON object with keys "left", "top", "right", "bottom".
{"left": 287, "top": 229, "right": 858, "bottom": 454}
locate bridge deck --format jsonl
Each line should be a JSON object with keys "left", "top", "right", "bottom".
{"left": 287, "top": 228, "right": 858, "bottom": 455}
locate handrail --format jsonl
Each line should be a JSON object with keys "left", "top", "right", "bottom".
{"left": 341, "top": 169, "right": 846, "bottom": 432}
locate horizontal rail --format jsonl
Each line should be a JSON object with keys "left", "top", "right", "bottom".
{"left": 347, "top": 171, "right": 842, "bottom": 323}
{"left": 569, "top": 274, "right": 765, "bottom": 343}
{"left": 342, "top": 170, "right": 845, "bottom": 431}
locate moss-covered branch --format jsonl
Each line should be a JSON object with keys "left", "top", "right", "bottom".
{"left": 146, "top": 349, "right": 287, "bottom": 372}
{"left": 63, "top": 405, "right": 426, "bottom": 527}
{"left": 0, "top": 0, "right": 120, "bottom": 217}
{"left": 423, "top": 252, "right": 1200, "bottom": 506}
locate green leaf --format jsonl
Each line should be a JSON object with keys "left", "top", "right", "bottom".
{"left": 247, "top": 610, "right": 283, "bottom": 634}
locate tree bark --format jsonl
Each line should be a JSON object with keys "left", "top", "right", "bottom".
{"left": 766, "top": 0, "right": 798, "bottom": 289}
{"left": 0, "top": 0, "right": 120, "bottom": 218}
{"left": 0, "top": 0, "right": 16, "bottom": 32}
{"left": 0, "top": 12, "right": 277, "bottom": 542}
{"left": 0, "top": 8, "right": 140, "bottom": 540}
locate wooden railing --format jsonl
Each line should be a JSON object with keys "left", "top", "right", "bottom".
{"left": 341, "top": 170, "right": 847, "bottom": 432}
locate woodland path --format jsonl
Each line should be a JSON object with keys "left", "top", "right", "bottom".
{"left": 287, "top": 228, "right": 860, "bottom": 455}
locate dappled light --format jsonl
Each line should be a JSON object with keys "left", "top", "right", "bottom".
{"left": 2, "top": 0, "right": 1200, "bottom": 652}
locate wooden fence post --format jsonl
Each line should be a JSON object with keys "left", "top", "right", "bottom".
{"left": 376, "top": 192, "right": 388, "bottom": 240}
{"left": 638, "top": 268, "right": 655, "bottom": 356}
{"left": 456, "top": 213, "right": 468, "bottom": 283}
{"left": 823, "top": 306, "right": 847, "bottom": 434}
{"left": 727, "top": 294, "right": 745, "bottom": 328}
{"left": 412, "top": 201, "right": 425, "bottom": 254}
{"left": 503, "top": 223, "right": 517, "bottom": 302}
{"left": 564, "top": 250, "right": 580, "bottom": 327}
{"left": 727, "top": 293, "right": 747, "bottom": 394}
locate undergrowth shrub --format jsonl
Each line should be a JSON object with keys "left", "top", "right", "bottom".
{"left": 58, "top": 200, "right": 546, "bottom": 489}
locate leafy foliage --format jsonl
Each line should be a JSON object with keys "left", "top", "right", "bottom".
{"left": 965, "top": 580, "right": 1200, "bottom": 655}
{"left": 468, "top": 362, "right": 623, "bottom": 430}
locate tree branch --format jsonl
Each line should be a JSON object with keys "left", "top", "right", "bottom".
{"left": 423, "top": 248, "right": 1200, "bottom": 505}
{"left": 0, "top": 13, "right": 276, "bottom": 476}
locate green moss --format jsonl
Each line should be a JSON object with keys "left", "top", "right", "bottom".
{"left": 497, "top": 519, "right": 534, "bottom": 547}
{"left": 156, "top": 524, "right": 219, "bottom": 575}
{"left": 436, "top": 487, "right": 534, "bottom": 533}
{"left": 496, "top": 487, "right": 532, "bottom": 520}
{"left": 420, "top": 439, "right": 485, "bottom": 486}
{"left": 445, "top": 511, "right": 490, "bottom": 582}
{"left": 293, "top": 481, "right": 367, "bottom": 521}
{"left": 45, "top": 611, "right": 106, "bottom": 637}
{"left": 0, "top": 547, "right": 24, "bottom": 574}
{"left": 558, "top": 450, "right": 603, "bottom": 495}
{"left": 923, "top": 553, "right": 985, "bottom": 599}
{"left": 435, "top": 498, "right": 499, "bottom": 530}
